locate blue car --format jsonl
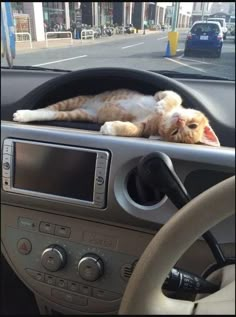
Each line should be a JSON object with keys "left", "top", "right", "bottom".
{"left": 184, "top": 21, "right": 223, "bottom": 58}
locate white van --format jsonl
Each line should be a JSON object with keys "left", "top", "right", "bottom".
{"left": 207, "top": 18, "right": 228, "bottom": 39}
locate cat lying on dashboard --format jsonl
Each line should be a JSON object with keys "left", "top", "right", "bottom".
{"left": 13, "top": 89, "right": 220, "bottom": 147}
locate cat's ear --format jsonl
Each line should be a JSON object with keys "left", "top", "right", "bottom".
{"left": 200, "top": 125, "right": 220, "bottom": 147}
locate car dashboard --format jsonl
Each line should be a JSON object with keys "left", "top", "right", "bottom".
{"left": 1, "top": 67, "right": 235, "bottom": 315}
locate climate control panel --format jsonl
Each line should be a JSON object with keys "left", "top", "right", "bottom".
{"left": 78, "top": 253, "right": 104, "bottom": 282}
{"left": 1, "top": 206, "right": 153, "bottom": 314}
{"left": 41, "top": 245, "right": 67, "bottom": 272}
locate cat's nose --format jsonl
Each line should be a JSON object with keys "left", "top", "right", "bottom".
{"left": 176, "top": 118, "right": 185, "bottom": 127}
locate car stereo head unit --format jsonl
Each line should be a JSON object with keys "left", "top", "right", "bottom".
{"left": 2, "top": 139, "right": 110, "bottom": 209}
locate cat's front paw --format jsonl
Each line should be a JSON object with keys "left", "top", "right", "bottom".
{"left": 13, "top": 110, "right": 34, "bottom": 123}
{"left": 100, "top": 122, "right": 117, "bottom": 136}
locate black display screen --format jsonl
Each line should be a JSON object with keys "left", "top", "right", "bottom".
{"left": 13, "top": 142, "right": 97, "bottom": 202}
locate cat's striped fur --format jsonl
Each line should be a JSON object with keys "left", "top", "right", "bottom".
{"left": 13, "top": 89, "right": 220, "bottom": 146}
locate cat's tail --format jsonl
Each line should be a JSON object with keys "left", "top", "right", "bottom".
{"left": 154, "top": 90, "right": 182, "bottom": 108}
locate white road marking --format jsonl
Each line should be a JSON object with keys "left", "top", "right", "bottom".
{"left": 165, "top": 57, "right": 206, "bottom": 73}
{"left": 178, "top": 56, "right": 218, "bottom": 65}
{"left": 121, "top": 42, "right": 144, "bottom": 49}
{"left": 177, "top": 53, "right": 184, "bottom": 59}
{"left": 33, "top": 55, "right": 88, "bottom": 66}
{"left": 157, "top": 36, "right": 168, "bottom": 40}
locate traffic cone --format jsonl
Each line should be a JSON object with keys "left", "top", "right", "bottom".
{"left": 164, "top": 40, "right": 171, "bottom": 57}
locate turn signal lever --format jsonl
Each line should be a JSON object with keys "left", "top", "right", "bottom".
{"left": 137, "top": 152, "right": 226, "bottom": 266}
{"left": 163, "top": 267, "right": 220, "bottom": 294}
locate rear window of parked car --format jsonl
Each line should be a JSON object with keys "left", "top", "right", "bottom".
{"left": 208, "top": 19, "right": 224, "bottom": 27}
{"left": 191, "top": 23, "right": 220, "bottom": 35}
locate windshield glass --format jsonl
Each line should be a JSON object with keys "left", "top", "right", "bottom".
{"left": 191, "top": 23, "right": 221, "bottom": 34}
{"left": 208, "top": 19, "right": 224, "bottom": 27}
{"left": 1, "top": 1, "right": 235, "bottom": 81}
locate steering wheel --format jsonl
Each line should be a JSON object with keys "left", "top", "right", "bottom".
{"left": 119, "top": 176, "right": 235, "bottom": 315}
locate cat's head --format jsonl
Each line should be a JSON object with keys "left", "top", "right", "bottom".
{"left": 159, "top": 108, "right": 220, "bottom": 147}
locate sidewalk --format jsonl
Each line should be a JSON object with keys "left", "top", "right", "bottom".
{"left": 16, "top": 28, "right": 188, "bottom": 54}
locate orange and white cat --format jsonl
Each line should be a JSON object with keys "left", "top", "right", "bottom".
{"left": 13, "top": 89, "right": 220, "bottom": 146}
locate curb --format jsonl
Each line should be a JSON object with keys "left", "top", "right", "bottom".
{"left": 16, "top": 29, "right": 189, "bottom": 54}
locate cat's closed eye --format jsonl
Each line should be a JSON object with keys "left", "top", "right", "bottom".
{"left": 188, "top": 123, "right": 198, "bottom": 129}
{"left": 171, "top": 128, "right": 179, "bottom": 136}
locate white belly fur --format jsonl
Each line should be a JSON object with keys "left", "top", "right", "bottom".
{"left": 82, "top": 96, "right": 157, "bottom": 121}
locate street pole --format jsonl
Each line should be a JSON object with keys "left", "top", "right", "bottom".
{"left": 201, "top": 2, "right": 205, "bottom": 21}
{"left": 171, "top": 2, "right": 178, "bottom": 32}
{"left": 123, "top": 2, "right": 126, "bottom": 34}
{"left": 168, "top": 2, "right": 179, "bottom": 56}
{"left": 176, "top": 2, "right": 180, "bottom": 29}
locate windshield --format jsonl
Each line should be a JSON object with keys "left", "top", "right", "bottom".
{"left": 191, "top": 23, "right": 221, "bottom": 34}
{"left": 1, "top": 1, "right": 235, "bottom": 81}
{"left": 208, "top": 19, "right": 224, "bottom": 27}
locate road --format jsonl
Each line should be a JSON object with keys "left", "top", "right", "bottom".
{"left": 2, "top": 30, "right": 235, "bottom": 80}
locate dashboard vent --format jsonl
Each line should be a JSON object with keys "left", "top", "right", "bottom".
{"left": 121, "top": 260, "right": 138, "bottom": 281}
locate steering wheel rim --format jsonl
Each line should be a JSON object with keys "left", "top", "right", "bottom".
{"left": 8, "top": 67, "right": 207, "bottom": 118}
{"left": 4, "top": 67, "right": 231, "bottom": 146}
{"left": 119, "top": 176, "right": 235, "bottom": 315}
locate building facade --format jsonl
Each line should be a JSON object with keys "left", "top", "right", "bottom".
{"left": 191, "top": 2, "right": 212, "bottom": 25}
{"left": 11, "top": 2, "right": 192, "bottom": 41}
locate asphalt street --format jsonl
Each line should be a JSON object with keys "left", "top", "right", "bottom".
{"left": 2, "top": 30, "right": 235, "bottom": 80}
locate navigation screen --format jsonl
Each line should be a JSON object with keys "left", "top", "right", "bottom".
{"left": 13, "top": 142, "right": 97, "bottom": 202}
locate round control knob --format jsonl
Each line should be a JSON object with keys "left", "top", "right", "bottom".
{"left": 41, "top": 245, "right": 67, "bottom": 272}
{"left": 78, "top": 253, "right": 104, "bottom": 282}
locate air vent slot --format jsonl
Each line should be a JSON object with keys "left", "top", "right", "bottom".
{"left": 121, "top": 260, "right": 138, "bottom": 281}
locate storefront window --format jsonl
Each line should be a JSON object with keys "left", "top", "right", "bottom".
{"left": 42, "top": 2, "right": 66, "bottom": 31}
{"left": 100, "top": 2, "right": 113, "bottom": 25}
{"left": 69, "top": 2, "right": 76, "bottom": 24}
{"left": 11, "top": 2, "right": 24, "bottom": 14}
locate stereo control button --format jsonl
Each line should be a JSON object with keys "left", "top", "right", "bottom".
{"left": 55, "top": 225, "right": 71, "bottom": 238}
{"left": 3, "top": 145, "right": 12, "bottom": 155}
{"left": 94, "top": 193, "right": 104, "bottom": 203}
{"left": 96, "top": 160, "right": 107, "bottom": 169}
{"left": 97, "top": 152, "right": 109, "bottom": 161}
{"left": 26, "top": 269, "right": 44, "bottom": 282}
{"left": 3, "top": 161, "right": 10, "bottom": 170}
{"left": 51, "top": 289, "right": 88, "bottom": 306}
{"left": 2, "top": 155, "right": 11, "bottom": 178}
{"left": 78, "top": 284, "right": 92, "bottom": 296}
{"left": 39, "top": 222, "right": 55, "bottom": 235}
{"left": 45, "top": 274, "right": 56, "bottom": 285}
{"left": 56, "top": 278, "right": 68, "bottom": 289}
{"left": 68, "top": 281, "right": 80, "bottom": 292}
{"left": 96, "top": 168, "right": 106, "bottom": 179}
{"left": 2, "top": 177, "right": 10, "bottom": 191}
{"left": 92, "top": 288, "right": 122, "bottom": 301}
{"left": 3, "top": 139, "right": 12, "bottom": 147}
{"left": 96, "top": 176, "right": 104, "bottom": 185}
{"left": 2, "top": 154, "right": 11, "bottom": 164}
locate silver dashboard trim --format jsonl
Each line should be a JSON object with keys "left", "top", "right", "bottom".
{"left": 2, "top": 138, "right": 110, "bottom": 209}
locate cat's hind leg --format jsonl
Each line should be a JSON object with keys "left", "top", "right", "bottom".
{"left": 100, "top": 121, "right": 145, "bottom": 137}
